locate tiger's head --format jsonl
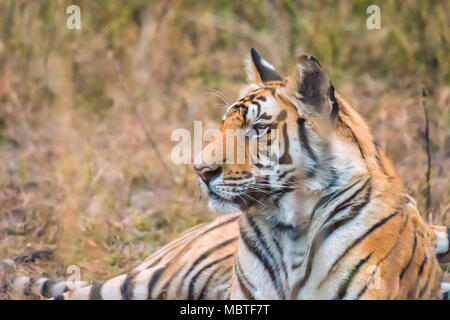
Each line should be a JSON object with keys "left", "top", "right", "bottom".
{"left": 194, "top": 49, "right": 397, "bottom": 214}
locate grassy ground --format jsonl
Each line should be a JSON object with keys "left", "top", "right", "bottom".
{"left": 0, "top": 1, "right": 449, "bottom": 297}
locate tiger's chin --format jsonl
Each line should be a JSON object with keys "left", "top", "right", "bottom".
{"left": 207, "top": 190, "right": 272, "bottom": 213}
{"left": 200, "top": 180, "right": 270, "bottom": 213}
{"left": 207, "top": 192, "right": 241, "bottom": 214}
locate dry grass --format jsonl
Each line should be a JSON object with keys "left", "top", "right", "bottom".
{"left": 0, "top": 1, "right": 448, "bottom": 297}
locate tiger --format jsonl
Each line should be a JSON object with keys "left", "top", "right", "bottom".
{"left": 193, "top": 49, "right": 450, "bottom": 299}
{"left": 2, "top": 49, "right": 449, "bottom": 300}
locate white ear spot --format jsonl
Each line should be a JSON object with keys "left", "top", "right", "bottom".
{"left": 260, "top": 57, "right": 276, "bottom": 71}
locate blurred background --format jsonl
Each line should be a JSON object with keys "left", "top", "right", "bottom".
{"left": 0, "top": 0, "right": 448, "bottom": 294}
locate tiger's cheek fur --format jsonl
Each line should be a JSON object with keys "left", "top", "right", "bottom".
{"left": 196, "top": 83, "right": 307, "bottom": 211}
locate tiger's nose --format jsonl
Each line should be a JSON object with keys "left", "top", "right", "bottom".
{"left": 193, "top": 165, "right": 222, "bottom": 184}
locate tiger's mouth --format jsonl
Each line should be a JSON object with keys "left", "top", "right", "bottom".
{"left": 201, "top": 171, "right": 296, "bottom": 212}
{"left": 205, "top": 190, "right": 240, "bottom": 213}
{"left": 205, "top": 183, "right": 273, "bottom": 212}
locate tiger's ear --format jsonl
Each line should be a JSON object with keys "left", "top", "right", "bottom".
{"left": 294, "top": 55, "right": 338, "bottom": 118}
{"left": 245, "top": 48, "right": 281, "bottom": 84}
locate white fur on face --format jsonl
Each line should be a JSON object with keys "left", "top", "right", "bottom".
{"left": 207, "top": 94, "right": 304, "bottom": 213}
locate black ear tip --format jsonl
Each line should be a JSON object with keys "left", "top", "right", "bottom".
{"left": 249, "top": 48, "right": 282, "bottom": 82}
{"left": 250, "top": 48, "right": 260, "bottom": 62}
{"left": 329, "top": 83, "right": 335, "bottom": 95}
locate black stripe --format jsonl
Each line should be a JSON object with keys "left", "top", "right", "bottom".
{"left": 187, "top": 253, "right": 234, "bottom": 299}
{"left": 89, "top": 282, "right": 104, "bottom": 300}
{"left": 147, "top": 266, "right": 167, "bottom": 299}
{"left": 271, "top": 235, "right": 284, "bottom": 257}
{"left": 247, "top": 94, "right": 256, "bottom": 101}
{"left": 326, "top": 166, "right": 339, "bottom": 189}
{"left": 271, "top": 219, "right": 299, "bottom": 236}
{"left": 121, "top": 273, "right": 136, "bottom": 300}
{"left": 41, "top": 279, "right": 55, "bottom": 298}
{"left": 257, "top": 96, "right": 267, "bottom": 102}
{"left": 296, "top": 118, "right": 318, "bottom": 177}
{"left": 329, "top": 84, "right": 339, "bottom": 119}
{"left": 418, "top": 258, "right": 434, "bottom": 298}
{"left": 258, "top": 112, "right": 272, "bottom": 120}
{"left": 356, "top": 266, "right": 378, "bottom": 299}
{"left": 250, "top": 101, "right": 261, "bottom": 119}
{"left": 234, "top": 259, "right": 255, "bottom": 299}
{"left": 336, "top": 252, "right": 372, "bottom": 299}
{"left": 399, "top": 232, "right": 417, "bottom": 280}
{"left": 418, "top": 254, "right": 428, "bottom": 277}
{"left": 278, "top": 168, "right": 295, "bottom": 179}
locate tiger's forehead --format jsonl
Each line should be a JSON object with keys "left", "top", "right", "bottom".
{"left": 223, "top": 79, "right": 288, "bottom": 124}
